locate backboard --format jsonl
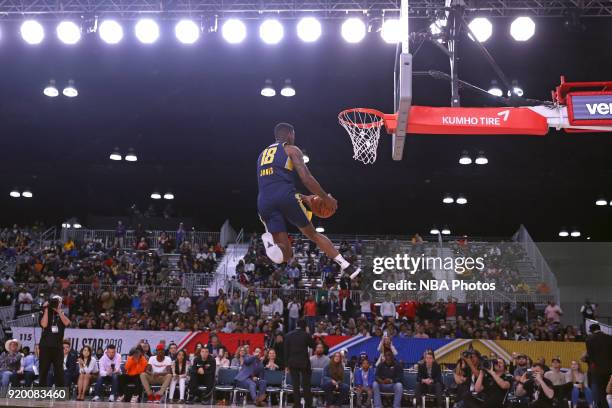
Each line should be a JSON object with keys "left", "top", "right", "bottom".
{"left": 392, "top": 0, "right": 412, "bottom": 161}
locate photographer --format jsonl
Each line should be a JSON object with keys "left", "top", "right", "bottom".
{"left": 38, "top": 295, "right": 70, "bottom": 387}
{"left": 454, "top": 350, "right": 482, "bottom": 404}
{"left": 466, "top": 358, "right": 512, "bottom": 407}
{"left": 515, "top": 363, "right": 555, "bottom": 408}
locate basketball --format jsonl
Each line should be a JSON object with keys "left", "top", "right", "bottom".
{"left": 305, "top": 195, "right": 336, "bottom": 218}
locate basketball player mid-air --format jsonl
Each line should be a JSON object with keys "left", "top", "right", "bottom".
{"left": 257, "top": 122, "right": 361, "bottom": 279}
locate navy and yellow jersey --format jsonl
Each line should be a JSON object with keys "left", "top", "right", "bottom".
{"left": 257, "top": 142, "right": 296, "bottom": 196}
{"left": 257, "top": 142, "right": 312, "bottom": 233}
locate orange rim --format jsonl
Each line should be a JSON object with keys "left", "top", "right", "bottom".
{"left": 338, "top": 108, "right": 388, "bottom": 129}
{"left": 338, "top": 108, "right": 397, "bottom": 132}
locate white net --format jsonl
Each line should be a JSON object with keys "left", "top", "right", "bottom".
{"left": 338, "top": 109, "right": 385, "bottom": 165}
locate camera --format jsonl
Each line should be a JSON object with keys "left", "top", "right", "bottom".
{"left": 481, "top": 358, "right": 496, "bottom": 370}
{"left": 49, "top": 297, "right": 60, "bottom": 310}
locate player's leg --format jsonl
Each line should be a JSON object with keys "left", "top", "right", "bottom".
{"left": 298, "top": 223, "right": 360, "bottom": 279}
{"left": 259, "top": 213, "right": 292, "bottom": 264}
{"left": 270, "top": 231, "right": 293, "bottom": 262}
{"left": 284, "top": 193, "right": 360, "bottom": 278}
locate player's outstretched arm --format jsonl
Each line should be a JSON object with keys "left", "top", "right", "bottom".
{"left": 285, "top": 145, "right": 337, "bottom": 211}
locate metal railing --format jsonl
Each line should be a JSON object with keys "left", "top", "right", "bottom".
{"left": 0, "top": 306, "right": 15, "bottom": 325}
{"left": 62, "top": 228, "right": 221, "bottom": 249}
{"left": 182, "top": 274, "right": 215, "bottom": 291}
{"left": 513, "top": 225, "right": 560, "bottom": 303}
{"left": 5, "top": 312, "right": 39, "bottom": 328}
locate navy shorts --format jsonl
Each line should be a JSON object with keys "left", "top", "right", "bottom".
{"left": 258, "top": 191, "right": 312, "bottom": 233}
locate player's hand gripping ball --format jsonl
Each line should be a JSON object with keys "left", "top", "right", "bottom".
{"left": 303, "top": 194, "right": 337, "bottom": 218}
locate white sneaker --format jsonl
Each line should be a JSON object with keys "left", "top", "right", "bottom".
{"left": 92, "top": 396, "right": 101, "bottom": 402}
{"left": 261, "top": 232, "right": 283, "bottom": 263}
{"left": 109, "top": 395, "right": 115, "bottom": 402}
{"left": 131, "top": 395, "right": 139, "bottom": 403}
{"left": 261, "top": 232, "right": 274, "bottom": 248}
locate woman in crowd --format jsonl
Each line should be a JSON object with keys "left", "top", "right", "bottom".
{"left": 322, "top": 352, "right": 349, "bottom": 408}
{"left": 263, "top": 349, "right": 279, "bottom": 370}
{"left": 215, "top": 348, "right": 230, "bottom": 373}
{"left": 230, "top": 346, "right": 246, "bottom": 368}
{"left": 376, "top": 335, "right": 398, "bottom": 365}
{"left": 140, "top": 341, "right": 152, "bottom": 358}
{"left": 566, "top": 360, "right": 593, "bottom": 407}
{"left": 76, "top": 345, "right": 98, "bottom": 401}
{"left": 169, "top": 350, "right": 189, "bottom": 403}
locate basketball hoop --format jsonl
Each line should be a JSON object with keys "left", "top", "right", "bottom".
{"left": 338, "top": 108, "right": 394, "bottom": 164}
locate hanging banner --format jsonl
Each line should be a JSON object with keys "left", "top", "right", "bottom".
{"left": 11, "top": 327, "right": 191, "bottom": 355}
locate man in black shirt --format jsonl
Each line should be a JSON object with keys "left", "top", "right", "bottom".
{"left": 468, "top": 358, "right": 512, "bottom": 407}
{"left": 188, "top": 347, "right": 216, "bottom": 403}
{"left": 515, "top": 363, "right": 555, "bottom": 408}
{"left": 38, "top": 296, "right": 71, "bottom": 387}
{"left": 373, "top": 351, "right": 403, "bottom": 408}
{"left": 415, "top": 352, "right": 444, "bottom": 408}
{"left": 284, "top": 319, "right": 316, "bottom": 408}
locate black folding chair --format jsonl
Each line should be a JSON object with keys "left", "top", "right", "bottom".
{"left": 214, "top": 367, "right": 238, "bottom": 405}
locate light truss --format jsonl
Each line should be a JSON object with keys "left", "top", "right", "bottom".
{"left": 0, "top": 0, "right": 611, "bottom": 20}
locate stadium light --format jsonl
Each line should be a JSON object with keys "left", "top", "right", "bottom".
{"left": 442, "top": 195, "right": 454, "bottom": 204}
{"left": 261, "top": 79, "right": 276, "bottom": 97}
{"left": 22, "top": 190, "right": 33, "bottom": 198}
{"left": 43, "top": 80, "right": 59, "bottom": 98}
{"left": 315, "top": 226, "right": 325, "bottom": 233}
{"left": 341, "top": 18, "right": 366, "bottom": 43}
{"left": 488, "top": 80, "right": 503, "bottom": 97}
{"left": 430, "top": 228, "right": 440, "bottom": 235}
{"left": 99, "top": 20, "right": 123, "bottom": 44}
{"left": 468, "top": 17, "right": 492, "bottom": 43}
{"left": 56, "top": 21, "right": 81, "bottom": 45}
{"left": 9, "top": 189, "right": 21, "bottom": 198}
{"left": 135, "top": 18, "right": 160, "bottom": 44}
{"left": 558, "top": 229, "right": 569, "bottom": 237}
{"left": 510, "top": 80, "right": 524, "bottom": 97}
{"left": 280, "top": 79, "right": 295, "bottom": 97}
{"left": 151, "top": 192, "right": 162, "bottom": 200}
{"left": 163, "top": 192, "right": 175, "bottom": 200}
{"left": 429, "top": 18, "right": 447, "bottom": 35}
{"left": 222, "top": 19, "right": 247, "bottom": 44}
{"left": 125, "top": 148, "right": 137, "bottom": 162}
{"left": 61, "top": 223, "right": 71, "bottom": 228}
{"left": 259, "top": 19, "right": 284, "bottom": 44}
{"left": 380, "top": 18, "right": 400, "bottom": 44}
{"left": 109, "top": 147, "right": 122, "bottom": 161}
{"left": 73, "top": 222, "right": 82, "bottom": 229}
{"left": 21, "top": 20, "right": 45, "bottom": 45}
{"left": 570, "top": 229, "right": 581, "bottom": 237}
{"left": 456, "top": 196, "right": 468, "bottom": 205}
{"left": 595, "top": 198, "right": 607, "bottom": 206}
{"left": 459, "top": 150, "right": 472, "bottom": 165}
{"left": 175, "top": 19, "right": 200, "bottom": 44}
{"left": 510, "top": 17, "right": 535, "bottom": 41}
{"left": 475, "top": 151, "right": 488, "bottom": 165}
{"left": 441, "top": 227, "right": 451, "bottom": 235}
{"left": 297, "top": 17, "right": 321, "bottom": 42}
{"left": 63, "top": 80, "right": 78, "bottom": 98}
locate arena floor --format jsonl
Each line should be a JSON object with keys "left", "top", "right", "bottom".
{"left": 0, "top": 400, "right": 232, "bottom": 407}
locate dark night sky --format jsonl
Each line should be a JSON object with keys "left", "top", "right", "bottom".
{"left": 1, "top": 17, "right": 612, "bottom": 239}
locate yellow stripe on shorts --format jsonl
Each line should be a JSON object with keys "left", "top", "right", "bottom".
{"left": 295, "top": 193, "right": 313, "bottom": 221}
